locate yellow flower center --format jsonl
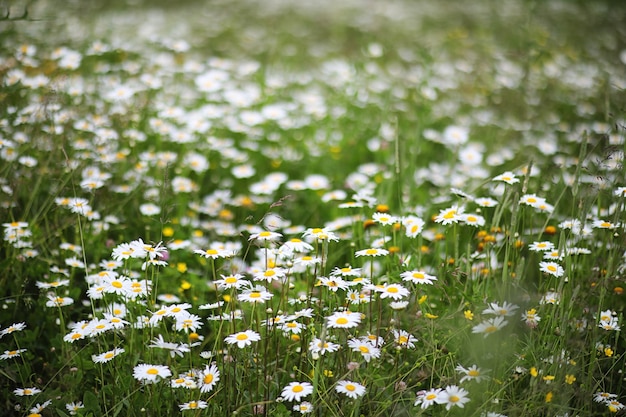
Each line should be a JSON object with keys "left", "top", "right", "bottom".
{"left": 147, "top": 368, "right": 159, "bottom": 375}
{"left": 204, "top": 374, "right": 214, "bottom": 384}
{"left": 359, "top": 346, "right": 370, "bottom": 353}
{"left": 292, "top": 385, "right": 304, "bottom": 393}
{"left": 345, "top": 384, "right": 356, "bottom": 392}
{"left": 336, "top": 317, "right": 349, "bottom": 325}
{"left": 236, "top": 333, "right": 249, "bottom": 341}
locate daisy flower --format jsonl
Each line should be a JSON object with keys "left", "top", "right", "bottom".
{"left": 393, "top": 329, "right": 418, "bottom": 348}
{"left": 402, "top": 215, "right": 425, "bottom": 238}
{"left": 540, "top": 291, "right": 560, "bottom": 305}
{"left": 539, "top": 261, "right": 564, "bottom": 277}
{"left": 456, "top": 364, "right": 489, "bottom": 383}
{"left": 214, "top": 273, "right": 250, "bottom": 290}
{"left": 253, "top": 267, "right": 287, "bottom": 283}
{"left": 14, "top": 387, "right": 42, "bottom": 396}
{"left": 335, "top": 380, "right": 366, "bottom": 399}
{"left": 460, "top": 213, "right": 485, "bottom": 227}
{"left": 133, "top": 364, "right": 172, "bottom": 384}
{"left": 179, "top": 400, "right": 208, "bottom": 410}
{"left": 281, "top": 381, "right": 314, "bottom": 402}
{"left": 348, "top": 338, "right": 381, "bottom": 362}
{"left": 472, "top": 316, "right": 508, "bottom": 337}
{"left": 65, "top": 401, "right": 85, "bottom": 415}
{"left": 249, "top": 230, "right": 283, "bottom": 242}
{"left": 331, "top": 266, "right": 362, "bottom": 277}
{"left": 302, "top": 227, "right": 340, "bottom": 242}
{"left": 308, "top": 338, "right": 341, "bottom": 355}
{"left": 482, "top": 301, "right": 519, "bottom": 317}
{"left": 355, "top": 248, "right": 389, "bottom": 257}
{"left": 238, "top": 287, "right": 274, "bottom": 303}
{"left": 326, "top": 310, "right": 362, "bottom": 329}
{"left": 434, "top": 205, "right": 464, "bottom": 225}
{"left": 414, "top": 388, "right": 443, "bottom": 409}
{"left": 439, "top": 385, "right": 470, "bottom": 410}
{"left": 372, "top": 212, "right": 398, "bottom": 226}
{"left": 519, "top": 194, "right": 546, "bottom": 207}
{"left": 194, "top": 247, "right": 233, "bottom": 259}
{"left": 199, "top": 364, "right": 220, "bottom": 393}
{"left": 224, "top": 330, "right": 261, "bottom": 348}
{"left": 0, "top": 348, "right": 27, "bottom": 360}
{"left": 474, "top": 197, "right": 498, "bottom": 207}
{"left": 375, "top": 283, "right": 410, "bottom": 300}
{"left": 401, "top": 270, "right": 437, "bottom": 285}
{"left": 528, "top": 241, "right": 554, "bottom": 252}
{"left": 492, "top": 171, "right": 519, "bottom": 184}
{"left": 521, "top": 308, "right": 541, "bottom": 328}
{"left": 293, "top": 401, "right": 314, "bottom": 414}
{"left": 92, "top": 348, "right": 125, "bottom": 363}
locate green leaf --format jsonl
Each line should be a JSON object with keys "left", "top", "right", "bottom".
{"left": 83, "top": 390, "right": 102, "bottom": 414}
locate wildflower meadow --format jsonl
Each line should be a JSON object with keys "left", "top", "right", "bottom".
{"left": 1, "top": 0, "right": 626, "bottom": 416}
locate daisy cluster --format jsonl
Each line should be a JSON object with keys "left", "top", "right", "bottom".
{"left": 1, "top": 0, "right": 626, "bottom": 416}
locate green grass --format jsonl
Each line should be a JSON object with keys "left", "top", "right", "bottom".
{"left": 1, "top": 0, "right": 625, "bottom": 416}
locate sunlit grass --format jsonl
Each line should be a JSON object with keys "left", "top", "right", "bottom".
{"left": 1, "top": 0, "right": 625, "bottom": 416}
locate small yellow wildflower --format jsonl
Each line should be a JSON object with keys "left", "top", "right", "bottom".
{"left": 565, "top": 374, "right": 576, "bottom": 384}
{"left": 163, "top": 226, "right": 174, "bottom": 237}
{"left": 605, "top": 347, "right": 614, "bottom": 357}
{"left": 530, "top": 367, "right": 538, "bottom": 377}
{"left": 177, "top": 263, "right": 188, "bottom": 273}
{"left": 545, "top": 391, "right": 553, "bottom": 403}
{"left": 425, "top": 313, "right": 438, "bottom": 319}
{"left": 464, "top": 310, "right": 474, "bottom": 320}
{"left": 418, "top": 295, "right": 428, "bottom": 304}
{"left": 180, "top": 280, "right": 191, "bottom": 290}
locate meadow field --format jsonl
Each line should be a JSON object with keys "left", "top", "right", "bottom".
{"left": 1, "top": 0, "right": 625, "bottom": 415}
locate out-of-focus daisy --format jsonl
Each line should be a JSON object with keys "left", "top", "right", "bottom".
{"left": 302, "top": 227, "right": 340, "bottom": 242}
{"left": 482, "top": 301, "right": 519, "bottom": 317}
{"left": 522, "top": 308, "right": 541, "bottom": 328}
{"left": 355, "top": 248, "right": 389, "bottom": 257}
{"left": 492, "top": 171, "right": 519, "bottom": 185}
{"left": 472, "top": 316, "right": 508, "bottom": 337}
{"left": 474, "top": 197, "right": 498, "bottom": 207}
{"left": 194, "top": 247, "right": 234, "bottom": 259}
{"left": 456, "top": 364, "right": 489, "bottom": 383}
{"left": 540, "top": 291, "right": 560, "bottom": 305}
{"left": 592, "top": 219, "right": 619, "bottom": 229}
{"left": 281, "top": 381, "right": 314, "bottom": 402}
{"left": 224, "top": 330, "right": 261, "bottom": 348}
{"left": 335, "top": 380, "right": 366, "bottom": 399}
